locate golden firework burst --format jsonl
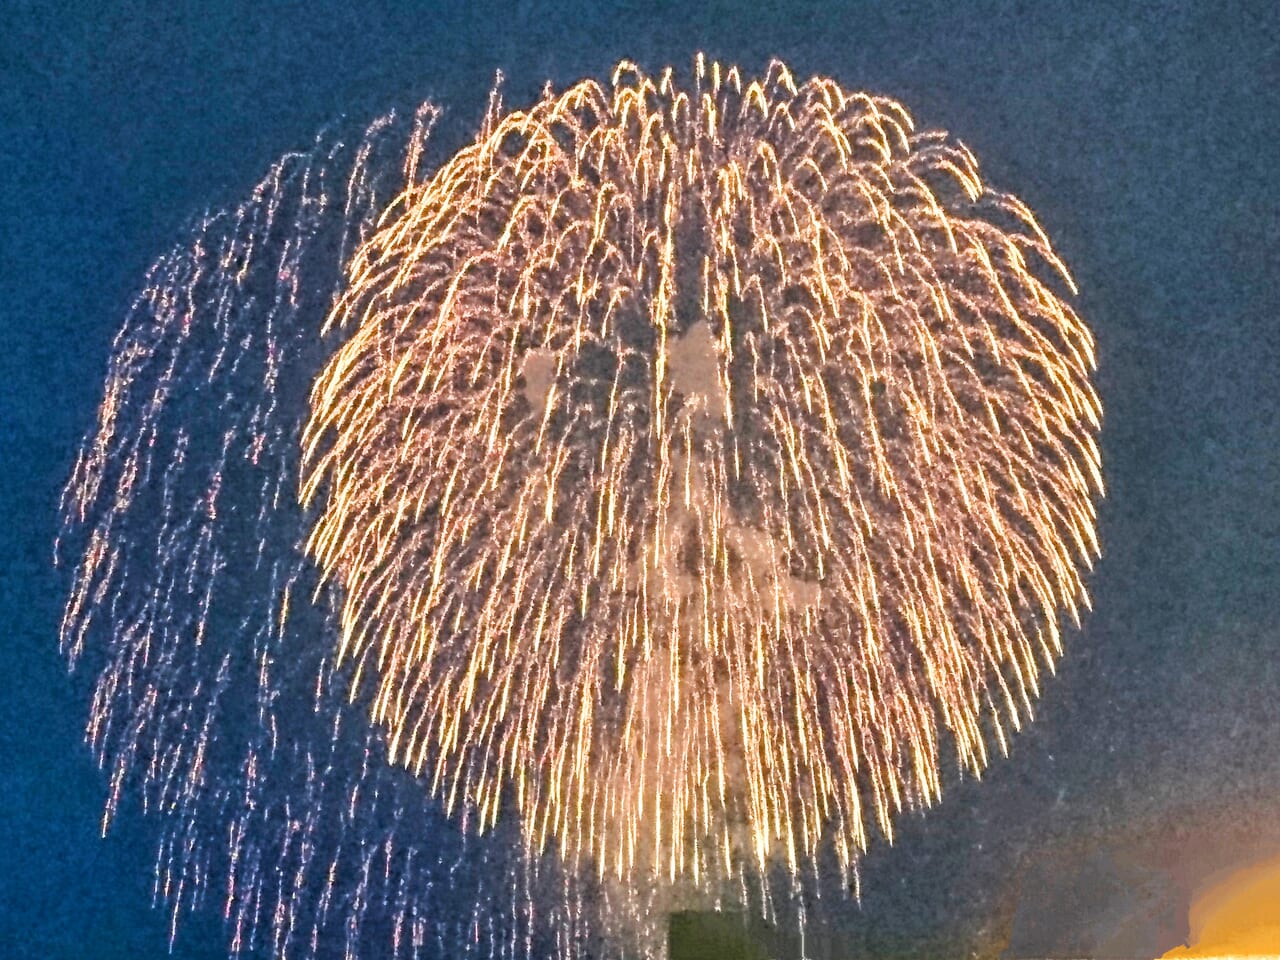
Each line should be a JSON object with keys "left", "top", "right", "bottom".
{"left": 300, "top": 54, "right": 1102, "bottom": 894}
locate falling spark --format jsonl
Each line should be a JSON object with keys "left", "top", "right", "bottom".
{"left": 58, "top": 58, "right": 1101, "bottom": 960}
{"left": 302, "top": 58, "right": 1102, "bottom": 893}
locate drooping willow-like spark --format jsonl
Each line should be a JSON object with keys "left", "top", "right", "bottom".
{"left": 58, "top": 54, "right": 1101, "bottom": 960}
{"left": 58, "top": 107, "right": 617, "bottom": 960}
{"left": 300, "top": 54, "right": 1102, "bottom": 899}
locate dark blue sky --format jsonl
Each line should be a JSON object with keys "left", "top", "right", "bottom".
{"left": 2, "top": 1, "right": 1278, "bottom": 957}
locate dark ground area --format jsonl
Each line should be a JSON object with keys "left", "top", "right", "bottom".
{"left": 2, "top": 1, "right": 1278, "bottom": 957}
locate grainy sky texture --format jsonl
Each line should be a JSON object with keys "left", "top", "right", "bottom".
{"left": 2, "top": 2, "right": 1277, "bottom": 957}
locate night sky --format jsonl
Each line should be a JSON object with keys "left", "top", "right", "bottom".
{"left": 3, "top": 2, "right": 1278, "bottom": 957}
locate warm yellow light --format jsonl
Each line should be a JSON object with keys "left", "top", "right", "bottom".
{"left": 1162, "top": 850, "right": 1280, "bottom": 958}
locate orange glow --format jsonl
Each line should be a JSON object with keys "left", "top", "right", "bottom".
{"left": 1162, "top": 850, "right": 1280, "bottom": 958}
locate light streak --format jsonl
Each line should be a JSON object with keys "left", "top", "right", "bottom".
{"left": 303, "top": 58, "right": 1102, "bottom": 895}
{"left": 57, "top": 57, "right": 1102, "bottom": 960}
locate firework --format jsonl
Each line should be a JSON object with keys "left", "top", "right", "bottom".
{"left": 303, "top": 55, "right": 1101, "bottom": 889}
{"left": 56, "top": 107, "right": 598, "bottom": 960}
{"left": 59, "top": 57, "right": 1101, "bottom": 960}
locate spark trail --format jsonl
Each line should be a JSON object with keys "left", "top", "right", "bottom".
{"left": 59, "top": 57, "right": 1102, "bottom": 960}
{"left": 302, "top": 55, "right": 1102, "bottom": 898}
